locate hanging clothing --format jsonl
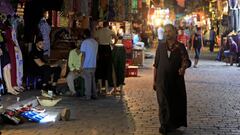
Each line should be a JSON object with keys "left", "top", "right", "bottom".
{"left": 0, "top": 29, "right": 11, "bottom": 94}
{"left": 92, "top": 0, "right": 99, "bottom": 20}
{"left": 38, "top": 18, "right": 51, "bottom": 56}
{"left": 132, "top": 0, "right": 138, "bottom": 9}
{"left": 80, "top": 0, "right": 89, "bottom": 16}
{"left": 99, "top": 0, "right": 108, "bottom": 20}
{"left": 111, "top": 45, "right": 126, "bottom": 86}
{"left": 12, "top": 28, "right": 23, "bottom": 87}
{"left": 108, "top": 0, "right": 115, "bottom": 20}
{"left": 4, "top": 25, "right": 17, "bottom": 87}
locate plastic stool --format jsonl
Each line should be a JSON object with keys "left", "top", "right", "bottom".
{"left": 26, "top": 76, "right": 42, "bottom": 90}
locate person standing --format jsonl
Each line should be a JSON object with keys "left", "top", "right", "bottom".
{"left": 177, "top": 28, "right": 189, "bottom": 49}
{"left": 192, "top": 27, "right": 204, "bottom": 68}
{"left": 81, "top": 29, "right": 98, "bottom": 99}
{"left": 209, "top": 27, "right": 216, "bottom": 53}
{"left": 153, "top": 24, "right": 191, "bottom": 134}
{"left": 94, "top": 21, "right": 117, "bottom": 94}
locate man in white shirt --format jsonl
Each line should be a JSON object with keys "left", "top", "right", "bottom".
{"left": 157, "top": 25, "right": 164, "bottom": 42}
{"left": 81, "top": 29, "right": 98, "bottom": 99}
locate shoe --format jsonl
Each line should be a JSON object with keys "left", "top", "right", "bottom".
{"left": 91, "top": 95, "right": 98, "bottom": 100}
{"left": 159, "top": 125, "right": 167, "bottom": 134}
{"left": 79, "top": 96, "right": 91, "bottom": 100}
{"left": 193, "top": 65, "right": 197, "bottom": 68}
{"left": 50, "top": 85, "right": 59, "bottom": 95}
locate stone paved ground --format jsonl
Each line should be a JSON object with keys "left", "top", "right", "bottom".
{"left": 1, "top": 51, "right": 240, "bottom": 135}
{"left": 124, "top": 57, "right": 240, "bottom": 135}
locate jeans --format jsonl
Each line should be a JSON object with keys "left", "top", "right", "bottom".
{"left": 81, "top": 68, "right": 97, "bottom": 98}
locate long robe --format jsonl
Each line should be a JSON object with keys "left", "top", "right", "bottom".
{"left": 154, "top": 41, "right": 191, "bottom": 129}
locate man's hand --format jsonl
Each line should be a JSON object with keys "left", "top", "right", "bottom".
{"left": 178, "top": 68, "right": 185, "bottom": 76}
{"left": 153, "top": 82, "right": 156, "bottom": 91}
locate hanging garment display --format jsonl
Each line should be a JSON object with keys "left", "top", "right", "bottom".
{"left": 138, "top": 0, "right": 142, "bottom": 9}
{"left": 38, "top": 18, "right": 51, "bottom": 56}
{"left": 116, "top": 0, "right": 124, "bottom": 20}
{"left": 4, "top": 25, "right": 17, "bottom": 87}
{"left": 12, "top": 28, "right": 23, "bottom": 88}
{"left": 99, "top": 0, "right": 108, "bottom": 20}
{"left": 64, "top": 0, "right": 73, "bottom": 13}
{"left": 132, "top": 0, "right": 137, "bottom": 10}
{"left": 124, "top": 0, "right": 129, "bottom": 20}
{"left": 108, "top": 0, "right": 115, "bottom": 20}
{"left": 80, "top": 0, "right": 89, "bottom": 16}
{"left": 73, "top": 0, "right": 81, "bottom": 14}
{"left": 91, "top": 0, "right": 99, "bottom": 20}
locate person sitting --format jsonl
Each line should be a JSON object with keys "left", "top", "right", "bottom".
{"left": 224, "top": 37, "right": 238, "bottom": 66}
{"left": 133, "top": 31, "right": 144, "bottom": 49}
{"left": 66, "top": 41, "right": 83, "bottom": 96}
{"left": 28, "top": 37, "right": 61, "bottom": 94}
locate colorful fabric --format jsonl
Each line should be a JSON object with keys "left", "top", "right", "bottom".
{"left": 132, "top": 0, "right": 137, "bottom": 9}
{"left": 4, "top": 25, "right": 17, "bottom": 87}
{"left": 12, "top": 28, "right": 23, "bottom": 87}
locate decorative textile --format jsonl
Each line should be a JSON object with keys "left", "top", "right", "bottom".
{"left": 12, "top": 28, "right": 23, "bottom": 87}
{"left": 108, "top": 0, "right": 115, "bottom": 20}
{"left": 132, "top": 0, "right": 137, "bottom": 9}
{"left": 0, "top": 0, "right": 14, "bottom": 15}
{"left": 138, "top": 0, "right": 142, "bottom": 8}
{"left": 80, "top": 0, "right": 89, "bottom": 16}
{"left": 4, "top": 25, "right": 17, "bottom": 87}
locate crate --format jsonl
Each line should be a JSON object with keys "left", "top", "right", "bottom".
{"left": 125, "top": 66, "right": 138, "bottom": 77}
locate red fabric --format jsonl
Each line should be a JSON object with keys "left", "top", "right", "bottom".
{"left": 5, "top": 26, "right": 17, "bottom": 86}
{"left": 138, "top": 0, "right": 142, "bottom": 8}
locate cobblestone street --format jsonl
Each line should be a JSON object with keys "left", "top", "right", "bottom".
{"left": 124, "top": 58, "right": 240, "bottom": 135}
{"left": 1, "top": 55, "right": 240, "bottom": 135}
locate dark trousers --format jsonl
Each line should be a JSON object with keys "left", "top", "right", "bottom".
{"left": 39, "top": 65, "right": 61, "bottom": 84}
{"left": 209, "top": 40, "right": 215, "bottom": 52}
